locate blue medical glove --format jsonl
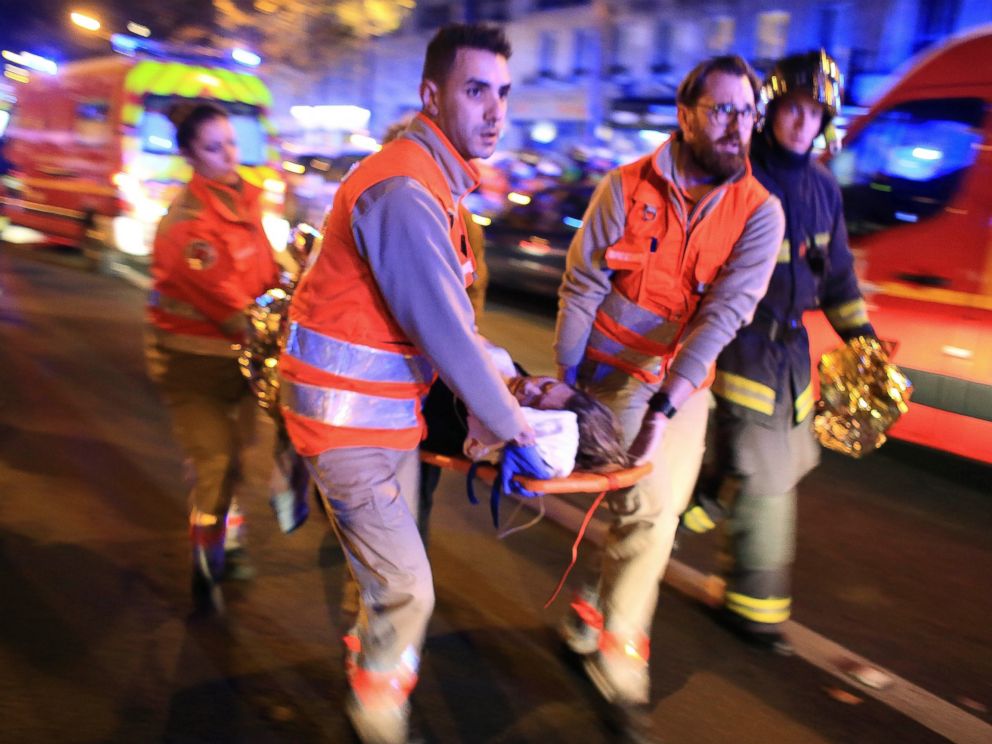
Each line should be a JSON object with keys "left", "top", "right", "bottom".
{"left": 501, "top": 443, "right": 553, "bottom": 497}
{"left": 488, "top": 443, "right": 554, "bottom": 527}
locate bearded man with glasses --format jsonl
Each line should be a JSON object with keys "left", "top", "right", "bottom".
{"left": 554, "top": 55, "right": 784, "bottom": 742}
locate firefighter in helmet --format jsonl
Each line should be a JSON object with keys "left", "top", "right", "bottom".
{"left": 686, "top": 50, "right": 877, "bottom": 654}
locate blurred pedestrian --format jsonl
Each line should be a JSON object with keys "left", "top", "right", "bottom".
{"left": 277, "top": 24, "right": 550, "bottom": 743}
{"left": 685, "top": 51, "right": 876, "bottom": 654}
{"left": 554, "top": 56, "right": 784, "bottom": 740}
{"left": 145, "top": 102, "right": 282, "bottom": 615}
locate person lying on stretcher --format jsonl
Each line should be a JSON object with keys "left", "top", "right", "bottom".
{"left": 421, "top": 345, "right": 630, "bottom": 478}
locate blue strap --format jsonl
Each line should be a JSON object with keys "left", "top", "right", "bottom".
{"left": 466, "top": 461, "right": 482, "bottom": 505}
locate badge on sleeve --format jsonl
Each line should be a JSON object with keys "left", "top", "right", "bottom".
{"left": 185, "top": 240, "right": 216, "bottom": 271}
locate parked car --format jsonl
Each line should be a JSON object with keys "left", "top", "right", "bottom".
{"left": 482, "top": 181, "right": 595, "bottom": 296}
{"left": 282, "top": 151, "right": 367, "bottom": 228}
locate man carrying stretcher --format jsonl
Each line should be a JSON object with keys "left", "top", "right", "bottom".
{"left": 277, "top": 23, "right": 551, "bottom": 744}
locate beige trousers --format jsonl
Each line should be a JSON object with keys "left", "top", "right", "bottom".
{"left": 587, "top": 371, "right": 710, "bottom": 656}
{"left": 307, "top": 446, "right": 430, "bottom": 674}
{"left": 146, "top": 341, "right": 278, "bottom": 518}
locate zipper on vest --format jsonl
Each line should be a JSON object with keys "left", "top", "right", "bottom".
{"left": 680, "top": 185, "right": 725, "bottom": 274}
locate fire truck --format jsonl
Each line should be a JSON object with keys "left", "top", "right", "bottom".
{"left": 1, "top": 39, "right": 287, "bottom": 261}
{"left": 809, "top": 26, "right": 992, "bottom": 464}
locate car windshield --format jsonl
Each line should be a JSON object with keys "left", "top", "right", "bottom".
{"left": 138, "top": 95, "right": 267, "bottom": 166}
{"left": 829, "top": 97, "right": 985, "bottom": 236}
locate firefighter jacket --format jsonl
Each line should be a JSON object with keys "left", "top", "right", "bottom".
{"left": 280, "top": 113, "right": 528, "bottom": 456}
{"left": 713, "top": 131, "right": 875, "bottom": 423}
{"left": 148, "top": 172, "right": 279, "bottom": 356}
{"left": 555, "top": 134, "right": 785, "bottom": 389}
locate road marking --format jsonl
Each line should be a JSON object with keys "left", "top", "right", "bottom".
{"left": 519, "top": 493, "right": 992, "bottom": 744}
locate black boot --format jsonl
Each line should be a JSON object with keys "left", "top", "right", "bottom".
{"left": 608, "top": 703, "right": 663, "bottom": 744}
{"left": 714, "top": 607, "right": 794, "bottom": 656}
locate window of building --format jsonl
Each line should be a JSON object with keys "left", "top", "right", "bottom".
{"left": 535, "top": 0, "right": 589, "bottom": 9}
{"left": 755, "top": 10, "right": 790, "bottom": 60}
{"left": 707, "top": 16, "right": 735, "bottom": 54}
{"left": 573, "top": 28, "right": 597, "bottom": 77}
{"left": 651, "top": 19, "right": 672, "bottom": 73}
{"left": 818, "top": 3, "right": 839, "bottom": 50}
{"left": 417, "top": 2, "right": 452, "bottom": 30}
{"left": 829, "top": 97, "right": 984, "bottom": 235}
{"left": 539, "top": 30, "right": 559, "bottom": 77}
{"left": 606, "top": 23, "right": 629, "bottom": 76}
{"left": 466, "top": 0, "right": 510, "bottom": 22}
{"left": 913, "top": 0, "right": 961, "bottom": 52}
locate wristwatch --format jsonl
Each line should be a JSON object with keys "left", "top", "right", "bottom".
{"left": 647, "top": 391, "right": 677, "bottom": 419}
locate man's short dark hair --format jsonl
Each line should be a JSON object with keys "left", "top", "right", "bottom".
{"left": 422, "top": 23, "right": 512, "bottom": 85}
{"left": 676, "top": 55, "right": 760, "bottom": 106}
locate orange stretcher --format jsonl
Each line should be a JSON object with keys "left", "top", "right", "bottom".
{"left": 419, "top": 452, "right": 653, "bottom": 607}
{"left": 419, "top": 451, "right": 652, "bottom": 495}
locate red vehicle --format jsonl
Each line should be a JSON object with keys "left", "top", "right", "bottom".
{"left": 809, "top": 26, "right": 992, "bottom": 464}
{"left": 2, "top": 49, "right": 286, "bottom": 259}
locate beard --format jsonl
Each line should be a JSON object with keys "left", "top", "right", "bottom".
{"left": 687, "top": 132, "right": 746, "bottom": 180}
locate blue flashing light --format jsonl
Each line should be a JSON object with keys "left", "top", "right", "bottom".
{"left": 563, "top": 216, "right": 583, "bottom": 229}
{"left": 911, "top": 146, "right": 942, "bottom": 161}
{"left": 111, "top": 34, "right": 141, "bottom": 56}
{"left": 232, "top": 48, "right": 261, "bottom": 67}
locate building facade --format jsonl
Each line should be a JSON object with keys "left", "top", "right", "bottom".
{"left": 361, "top": 0, "right": 990, "bottom": 150}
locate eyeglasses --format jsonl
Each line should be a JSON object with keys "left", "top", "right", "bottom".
{"left": 695, "top": 102, "right": 757, "bottom": 126}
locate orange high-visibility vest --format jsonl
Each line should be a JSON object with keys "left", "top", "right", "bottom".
{"left": 585, "top": 148, "right": 769, "bottom": 384}
{"left": 280, "top": 130, "right": 477, "bottom": 454}
{"left": 148, "top": 173, "right": 278, "bottom": 355}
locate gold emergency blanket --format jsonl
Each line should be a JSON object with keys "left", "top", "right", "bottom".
{"left": 239, "top": 285, "right": 291, "bottom": 410}
{"left": 813, "top": 336, "right": 912, "bottom": 458}
{"left": 239, "top": 227, "right": 315, "bottom": 409}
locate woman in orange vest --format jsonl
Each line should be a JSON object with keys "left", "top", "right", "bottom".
{"left": 145, "top": 102, "right": 281, "bottom": 615}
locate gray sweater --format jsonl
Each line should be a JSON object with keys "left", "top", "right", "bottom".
{"left": 350, "top": 115, "right": 529, "bottom": 443}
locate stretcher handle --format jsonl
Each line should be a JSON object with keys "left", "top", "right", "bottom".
{"left": 419, "top": 451, "right": 652, "bottom": 495}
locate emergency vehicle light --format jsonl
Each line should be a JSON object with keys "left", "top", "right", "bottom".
{"left": 111, "top": 34, "right": 141, "bottom": 55}
{"left": 232, "top": 49, "right": 262, "bottom": 67}
{"left": 2, "top": 50, "right": 56, "bottom": 75}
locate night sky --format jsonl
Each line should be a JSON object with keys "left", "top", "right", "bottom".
{"left": 0, "top": 0, "right": 209, "bottom": 63}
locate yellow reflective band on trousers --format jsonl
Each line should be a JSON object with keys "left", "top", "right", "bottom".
{"left": 682, "top": 505, "right": 716, "bottom": 534}
{"left": 712, "top": 371, "right": 776, "bottom": 415}
{"left": 776, "top": 239, "right": 791, "bottom": 263}
{"left": 725, "top": 591, "right": 791, "bottom": 624}
{"left": 794, "top": 382, "right": 815, "bottom": 423}
{"left": 825, "top": 297, "right": 870, "bottom": 330}
{"left": 280, "top": 379, "right": 419, "bottom": 430}
{"left": 283, "top": 322, "right": 434, "bottom": 385}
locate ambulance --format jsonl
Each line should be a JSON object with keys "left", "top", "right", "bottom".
{"left": 1, "top": 40, "right": 287, "bottom": 260}
{"left": 808, "top": 26, "right": 992, "bottom": 464}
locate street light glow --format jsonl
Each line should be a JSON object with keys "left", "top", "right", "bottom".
{"left": 127, "top": 22, "right": 151, "bottom": 37}
{"left": 231, "top": 48, "right": 262, "bottom": 67}
{"left": 70, "top": 12, "right": 102, "bottom": 32}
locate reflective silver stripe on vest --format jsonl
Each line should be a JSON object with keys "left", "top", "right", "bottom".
{"left": 280, "top": 378, "right": 419, "bottom": 430}
{"left": 586, "top": 289, "right": 683, "bottom": 374}
{"left": 284, "top": 322, "right": 434, "bottom": 385}
{"left": 598, "top": 289, "right": 682, "bottom": 346}
{"left": 586, "top": 327, "right": 663, "bottom": 376}
{"left": 148, "top": 289, "right": 209, "bottom": 322}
